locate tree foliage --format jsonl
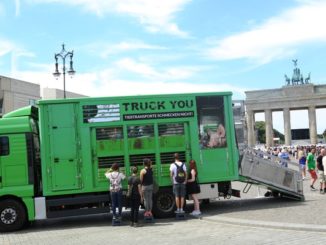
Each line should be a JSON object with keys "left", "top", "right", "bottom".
{"left": 255, "top": 121, "right": 285, "bottom": 144}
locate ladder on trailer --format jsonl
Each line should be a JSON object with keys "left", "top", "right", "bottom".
{"left": 239, "top": 149, "right": 304, "bottom": 200}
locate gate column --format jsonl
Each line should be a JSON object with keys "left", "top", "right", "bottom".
{"left": 308, "top": 106, "right": 317, "bottom": 144}
{"left": 247, "top": 110, "right": 255, "bottom": 147}
{"left": 283, "top": 108, "right": 291, "bottom": 146}
{"left": 265, "top": 109, "right": 273, "bottom": 147}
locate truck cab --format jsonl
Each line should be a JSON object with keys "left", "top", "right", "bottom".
{"left": 0, "top": 106, "right": 40, "bottom": 232}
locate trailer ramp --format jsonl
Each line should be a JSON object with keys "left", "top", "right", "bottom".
{"left": 239, "top": 150, "right": 304, "bottom": 200}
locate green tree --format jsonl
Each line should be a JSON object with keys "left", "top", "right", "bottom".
{"left": 255, "top": 121, "right": 285, "bottom": 144}
{"left": 323, "top": 129, "right": 326, "bottom": 140}
{"left": 255, "top": 121, "right": 266, "bottom": 144}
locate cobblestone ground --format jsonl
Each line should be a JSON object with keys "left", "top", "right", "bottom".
{"left": 1, "top": 161, "right": 326, "bottom": 244}
{"left": 1, "top": 215, "right": 326, "bottom": 245}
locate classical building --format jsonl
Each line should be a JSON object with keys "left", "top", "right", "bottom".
{"left": 245, "top": 61, "right": 325, "bottom": 147}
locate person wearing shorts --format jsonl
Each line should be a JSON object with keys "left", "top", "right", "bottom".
{"left": 297, "top": 147, "right": 306, "bottom": 180}
{"left": 170, "top": 153, "right": 187, "bottom": 214}
{"left": 307, "top": 148, "right": 317, "bottom": 191}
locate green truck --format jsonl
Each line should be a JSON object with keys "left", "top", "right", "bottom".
{"left": 0, "top": 92, "right": 303, "bottom": 232}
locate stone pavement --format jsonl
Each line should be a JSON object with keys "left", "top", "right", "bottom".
{"left": 202, "top": 174, "right": 326, "bottom": 232}
{"left": 1, "top": 165, "right": 326, "bottom": 244}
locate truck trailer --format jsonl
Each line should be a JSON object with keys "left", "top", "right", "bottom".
{"left": 0, "top": 92, "right": 303, "bottom": 232}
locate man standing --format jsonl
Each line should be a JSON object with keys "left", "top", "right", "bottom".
{"left": 170, "top": 153, "right": 187, "bottom": 214}
{"left": 316, "top": 148, "right": 326, "bottom": 194}
{"left": 322, "top": 151, "right": 326, "bottom": 194}
{"left": 307, "top": 148, "right": 317, "bottom": 191}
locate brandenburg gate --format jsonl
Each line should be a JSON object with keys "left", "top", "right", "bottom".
{"left": 245, "top": 60, "right": 326, "bottom": 147}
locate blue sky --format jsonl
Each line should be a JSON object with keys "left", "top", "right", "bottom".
{"left": 1, "top": 0, "right": 326, "bottom": 134}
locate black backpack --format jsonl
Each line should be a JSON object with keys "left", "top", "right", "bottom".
{"left": 174, "top": 162, "right": 186, "bottom": 183}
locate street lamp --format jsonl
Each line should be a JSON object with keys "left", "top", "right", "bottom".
{"left": 53, "top": 44, "right": 76, "bottom": 99}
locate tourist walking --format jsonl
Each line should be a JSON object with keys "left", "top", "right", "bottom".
{"left": 307, "top": 148, "right": 317, "bottom": 191}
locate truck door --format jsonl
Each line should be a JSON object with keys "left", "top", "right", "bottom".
{"left": 196, "top": 95, "right": 235, "bottom": 181}
{"left": 47, "top": 104, "right": 81, "bottom": 191}
{"left": 157, "top": 122, "right": 191, "bottom": 185}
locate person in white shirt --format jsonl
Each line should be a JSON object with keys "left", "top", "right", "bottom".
{"left": 170, "top": 153, "right": 187, "bottom": 213}
{"left": 105, "top": 163, "right": 126, "bottom": 220}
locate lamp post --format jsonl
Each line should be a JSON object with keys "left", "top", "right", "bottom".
{"left": 53, "top": 44, "right": 76, "bottom": 99}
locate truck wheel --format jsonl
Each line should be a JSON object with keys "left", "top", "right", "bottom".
{"left": 152, "top": 188, "right": 175, "bottom": 218}
{"left": 0, "top": 199, "right": 27, "bottom": 232}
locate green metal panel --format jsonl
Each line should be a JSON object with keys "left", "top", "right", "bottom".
{"left": 36, "top": 92, "right": 238, "bottom": 196}
{"left": 1, "top": 134, "right": 29, "bottom": 187}
{"left": 45, "top": 103, "right": 81, "bottom": 192}
{"left": 22, "top": 197, "right": 35, "bottom": 221}
{"left": 0, "top": 117, "right": 33, "bottom": 134}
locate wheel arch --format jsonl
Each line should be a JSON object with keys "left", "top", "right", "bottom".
{"left": 0, "top": 195, "right": 32, "bottom": 221}
{"left": 152, "top": 186, "right": 176, "bottom": 218}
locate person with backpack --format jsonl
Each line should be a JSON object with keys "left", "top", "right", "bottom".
{"left": 127, "top": 167, "right": 142, "bottom": 227}
{"left": 140, "top": 158, "right": 154, "bottom": 217}
{"left": 170, "top": 153, "right": 187, "bottom": 214}
{"left": 105, "top": 163, "right": 126, "bottom": 220}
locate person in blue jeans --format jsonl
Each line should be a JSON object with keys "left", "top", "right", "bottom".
{"left": 278, "top": 148, "right": 290, "bottom": 168}
{"left": 105, "top": 163, "right": 126, "bottom": 220}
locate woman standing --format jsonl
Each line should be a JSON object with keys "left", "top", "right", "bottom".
{"left": 140, "top": 158, "right": 153, "bottom": 217}
{"left": 127, "top": 167, "right": 142, "bottom": 227}
{"left": 187, "top": 159, "right": 201, "bottom": 216}
{"left": 105, "top": 163, "right": 125, "bottom": 220}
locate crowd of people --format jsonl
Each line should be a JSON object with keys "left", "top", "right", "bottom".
{"left": 104, "top": 153, "right": 201, "bottom": 227}
{"left": 255, "top": 144, "right": 326, "bottom": 193}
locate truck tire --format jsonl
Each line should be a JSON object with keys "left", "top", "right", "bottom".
{"left": 152, "top": 188, "right": 175, "bottom": 218}
{"left": 0, "top": 199, "right": 27, "bottom": 232}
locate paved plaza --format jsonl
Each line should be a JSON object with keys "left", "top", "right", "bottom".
{"left": 1, "top": 170, "right": 326, "bottom": 245}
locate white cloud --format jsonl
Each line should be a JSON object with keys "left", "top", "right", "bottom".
{"left": 0, "top": 3, "right": 4, "bottom": 16}
{"left": 115, "top": 57, "right": 158, "bottom": 78}
{"left": 0, "top": 39, "right": 15, "bottom": 57}
{"left": 114, "top": 57, "right": 206, "bottom": 81}
{"left": 15, "top": 0, "right": 21, "bottom": 16}
{"left": 11, "top": 59, "right": 247, "bottom": 100}
{"left": 82, "top": 41, "right": 167, "bottom": 58}
{"left": 205, "top": 0, "right": 326, "bottom": 64}
{"left": 27, "top": 0, "right": 190, "bottom": 37}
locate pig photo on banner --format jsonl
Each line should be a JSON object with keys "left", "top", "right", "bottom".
{"left": 197, "top": 96, "right": 227, "bottom": 149}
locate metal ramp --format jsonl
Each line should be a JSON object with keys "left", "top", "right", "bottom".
{"left": 239, "top": 150, "right": 304, "bottom": 200}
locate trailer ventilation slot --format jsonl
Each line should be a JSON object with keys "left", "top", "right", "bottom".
{"left": 160, "top": 151, "right": 186, "bottom": 164}
{"left": 129, "top": 154, "right": 156, "bottom": 166}
{"left": 98, "top": 155, "right": 124, "bottom": 168}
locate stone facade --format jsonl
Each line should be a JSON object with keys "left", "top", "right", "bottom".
{"left": 0, "top": 75, "right": 40, "bottom": 116}
{"left": 43, "top": 88, "right": 87, "bottom": 99}
{"left": 245, "top": 84, "right": 326, "bottom": 147}
{"left": 0, "top": 75, "right": 86, "bottom": 117}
